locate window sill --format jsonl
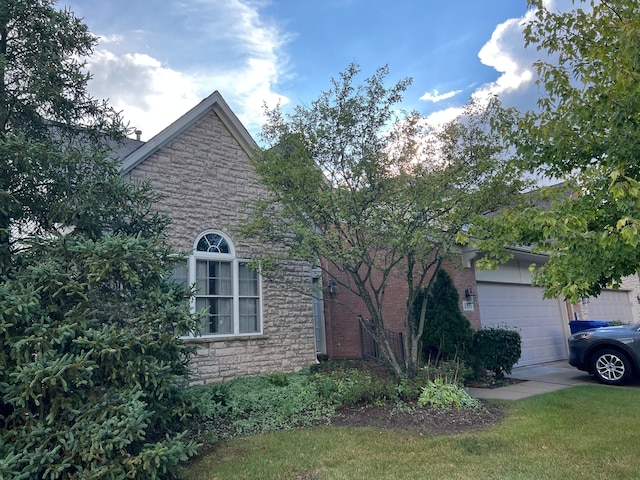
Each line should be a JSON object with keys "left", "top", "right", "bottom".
{"left": 183, "top": 334, "right": 266, "bottom": 344}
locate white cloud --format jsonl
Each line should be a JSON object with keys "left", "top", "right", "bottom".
{"left": 474, "top": 15, "right": 535, "bottom": 103}
{"left": 471, "top": 0, "right": 580, "bottom": 112}
{"left": 85, "top": 0, "right": 290, "bottom": 139}
{"left": 423, "top": 8, "right": 542, "bottom": 128}
{"left": 96, "top": 34, "right": 124, "bottom": 45}
{"left": 86, "top": 51, "right": 201, "bottom": 140}
{"left": 420, "top": 89, "right": 462, "bottom": 103}
{"left": 424, "top": 106, "right": 465, "bottom": 128}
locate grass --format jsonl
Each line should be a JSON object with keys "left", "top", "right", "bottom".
{"left": 179, "top": 385, "right": 640, "bottom": 480}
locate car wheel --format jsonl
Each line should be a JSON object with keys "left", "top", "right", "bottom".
{"left": 591, "top": 349, "right": 632, "bottom": 386}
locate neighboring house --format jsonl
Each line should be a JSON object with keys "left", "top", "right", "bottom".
{"left": 116, "top": 92, "right": 318, "bottom": 384}
{"left": 469, "top": 247, "right": 640, "bottom": 367}
{"left": 322, "top": 238, "right": 640, "bottom": 369}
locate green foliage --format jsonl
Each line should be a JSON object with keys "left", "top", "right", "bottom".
{"left": 244, "top": 63, "right": 524, "bottom": 376}
{"left": 471, "top": 327, "right": 522, "bottom": 379}
{"left": 417, "top": 378, "right": 483, "bottom": 411}
{"left": 310, "top": 363, "right": 398, "bottom": 407}
{"left": 195, "top": 360, "right": 426, "bottom": 443}
{"left": 0, "top": 1, "right": 128, "bottom": 275}
{"left": 266, "top": 372, "right": 290, "bottom": 387}
{"left": 0, "top": 3, "right": 204, "bottom": 477}
{"left": 415, "top": 269, "right": 474, "bottom": 362}
{"left": 183, "top": 387, "right": 640, "bottom": 480}
{"left": 201, "top": 373, "right": 336, "bottom": 440}
{"left": 416, "top": 358, "right": 473, "bottom": 386}
{"left": 396, "top": 358, "right": 473, "bottom": 401}
{"left": 184, "top": 359, "right": 486, "bottom": 452}
{"left": 0, "top": 234, "right": 204, "bottom": 478}
{"left": 470, "top": 0, "right": 640, "bottom": 301}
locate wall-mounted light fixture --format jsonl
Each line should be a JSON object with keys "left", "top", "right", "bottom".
{"left": 636, "top": 293, "right": 640, "bottom": 305}
{"left": 328, "top": 281, "right": 337, "bottom": 297}
{"left": 464, "top": 286, "right": 476, "bottom": 304}
{"left": 581, "top": 297, "right": 589, "bottom": 305}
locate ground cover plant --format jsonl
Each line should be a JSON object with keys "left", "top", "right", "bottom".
{"left": 180, "top": 385, "right": 640, "bottom": 479}
{"left": 183, "top": 359, "right": 486, "bottom": 448}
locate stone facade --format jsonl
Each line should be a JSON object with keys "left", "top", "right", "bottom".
{"left": 621, "top": 274, "right": 640, "bottom": 323}
{"left": 123, "top": 98, "right": 317, "bottom": 384}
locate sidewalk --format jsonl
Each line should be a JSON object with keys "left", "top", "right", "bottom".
{"left": 467, "top": 361, "right": 598, "bottom": 400}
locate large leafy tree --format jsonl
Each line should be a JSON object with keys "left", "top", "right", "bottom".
{"left": 243, "top": 64, "right": 523, "bottom": 377}
{"left": 0, "top": 2, "right": 201, "bottom": 478}
{"left": 469, "top": 0, "right": 640, "bottom": 301}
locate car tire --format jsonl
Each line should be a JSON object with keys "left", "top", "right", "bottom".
{"left": 591, "top": 349, "right": 632, "bottom": 386}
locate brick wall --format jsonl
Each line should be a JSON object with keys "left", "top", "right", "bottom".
{"left": 125, "top": 109, "right": 318, "bottom": 383}
{"left": 322, "top": 255, "right": 481, "bottom": 360}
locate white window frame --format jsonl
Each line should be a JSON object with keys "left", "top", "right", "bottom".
{"left": 187, "top": 230, "right": 263, "bottom": 338}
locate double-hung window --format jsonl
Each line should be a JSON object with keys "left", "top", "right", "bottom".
{"left": 187, "top": 231, "right": 262, "bottom": 337}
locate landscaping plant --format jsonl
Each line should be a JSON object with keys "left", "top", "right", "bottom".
{"left": 414, "top": 269, "right": 474, "bottom": 363}
{"left": 0, "top": 2, "right": 204, "bottom": 478}
{"left": 417, "top": 378, "right": 484, "bottom": 411}
{"left": 200, "top": 371, "right": 337, "bottom": 441}
{"left": 471, "top": 326, "right": 522, "bottom": 379}
{"left": 243, "top": 63, "right": 525, "bottom": 377}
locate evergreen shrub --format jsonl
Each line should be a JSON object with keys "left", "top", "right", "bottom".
{"left": 414, "top": 269, "right": 474, "bottom": 362}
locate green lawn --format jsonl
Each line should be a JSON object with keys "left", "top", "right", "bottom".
{"left": 179, "top": 385, "right": 640, "bottom": 480}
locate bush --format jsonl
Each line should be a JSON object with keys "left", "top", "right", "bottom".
{"left": 415, "top": 269, "right": 474, "bottom": 362}
{"left": 186, "top": 359, "right": 488, "bottom": 447}
{"left": 310, "top": 360, "right": 398, "bottom": 406}
{"left": 417, "top": 378, "right": 483, "bottom": 410}
{"left": 393, "top": 358, "right": 472, "bottom": 401}
{"left": 471, "top": 327, "right": 522, "bottom": 379}
{"left": 0, "top": 237, "right": 204, "bottom": 480}
{"left": 416, "top": 358, "right": 473, "bottom": 386}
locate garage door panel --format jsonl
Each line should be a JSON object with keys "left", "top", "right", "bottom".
{"left": 477, "top": 283, "right": 568, "bottom": 367}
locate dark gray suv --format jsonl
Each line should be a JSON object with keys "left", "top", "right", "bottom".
{"left": 568, "top": 322, "right": 640, "bottom": 385}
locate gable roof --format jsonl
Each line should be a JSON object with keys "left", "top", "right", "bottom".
{"left": 119, "top": 91, "right": 258, "bottom": 174}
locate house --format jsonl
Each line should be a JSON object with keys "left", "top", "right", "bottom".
{"left": 469, "top": 247, "right": 640, "bottom": 367}
{"left": 115, "top": 90, "right": 640, "bottom": 381}
{"left": 117, "top": 92, "right": 318, "bottom": 384}
{"left": 323, "top": 239, "right": 640, "bottom": 368}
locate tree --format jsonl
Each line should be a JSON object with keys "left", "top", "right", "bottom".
{"left": 417, "top": 269, "right": 473, "bottom": 363}
{"left": 468, "top": 0, "right": 640, "bottom": 302}
{"left": 0, "top": 2, "right": 202, "bottom": 478}
{"left": 0, "top": 0, "right": 129, "bottom": 274}
{"left": 243, "top": 64, "right": 523, "bottom": 377}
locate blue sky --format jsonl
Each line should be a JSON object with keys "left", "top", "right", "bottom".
{"left": 62, "top": 0, "right": 567, "bottom": 141}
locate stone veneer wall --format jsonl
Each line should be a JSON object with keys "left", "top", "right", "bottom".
{"left": 124, "top": 109, "right": 318, "bottom": 383}
{"left": 621, "top": 274, "right": 640, "bottom": 323}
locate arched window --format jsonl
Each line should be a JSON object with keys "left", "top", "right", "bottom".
{"left": 187, "top": 230, "right": 261, "bottom": 336}
{"left": 196, "top": 232, "right": 231, "bottom": 254}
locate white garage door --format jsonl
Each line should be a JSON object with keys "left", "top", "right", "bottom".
{"left": 477, "top": 283, "right": 568, "bottom": 367}
{"left": 586, "top": 290, "right": 634, "bottom": 324}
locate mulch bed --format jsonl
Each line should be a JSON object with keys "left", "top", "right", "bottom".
{"left": 329, "top": 401, "right": 506, "bottom": 436}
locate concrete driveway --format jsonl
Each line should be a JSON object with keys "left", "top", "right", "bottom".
{"left": 467, "top": 360, "right": 640, "bottom": 400}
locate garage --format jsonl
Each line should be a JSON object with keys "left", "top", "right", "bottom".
{"left": 476, "top": 282, "right": 569, "bottom": 367}
{"left": 584, "top": 290, "right": 634, "bottom": 324}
